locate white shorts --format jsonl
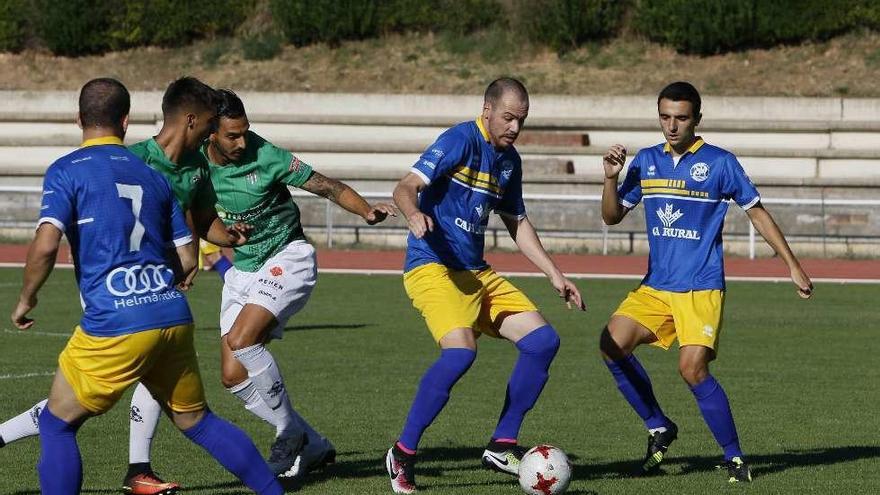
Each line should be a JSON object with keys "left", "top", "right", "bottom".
{"left": 219, "top": 240, "right": 317, "bottom": 340}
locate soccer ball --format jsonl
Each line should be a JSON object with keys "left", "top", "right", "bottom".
{"left": 518, "top": 444, "right": 572, "bottom": 495}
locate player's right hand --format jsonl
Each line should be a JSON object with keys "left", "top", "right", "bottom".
{"left": 406, "top": 212, "right": 434, "bottom": 239}
{"left": 603, "top": 144, "right": 627, "bottom": 179}
{"left": 11, "top": 296, "right": 37, "bottom": 330}
{"left": 227, "top": 222, "right": 252, "bottom": 246}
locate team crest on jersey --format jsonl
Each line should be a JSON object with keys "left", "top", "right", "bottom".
{"left": 269, "top": 266, "right": 283, "bottom": 277}
{"left": 647, "top": 165, "right": 657, "bottom": 176}
{"left": 289, "top": 156, "right": 302, "bottom": 172}
{"left": 501, "top": 160, "right": 514, "bottom": 180}
{"left": 474, "top": 203, "right": 490, "bottom": 221}
{"left": 246, "top": 172, "right": 259, "bottom": 185}
{"left": 191, "top": 174, "right": 201, "bottom": 184}
{"left": 430, "top": 148, "right": 445, "bottom": 159}
{"left": 690, "top": 162, "right": 709, "bottom": 182}
{"left": 653, "top": 203, "right": 701, "bottom": 240}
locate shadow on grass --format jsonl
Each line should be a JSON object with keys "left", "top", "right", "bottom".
{"left": 282, "top": 323, "right": 370, "bottom": 332}
{"left": 573, "top": 445, "right": 880, "bottom": 480}
{"left": 13, "top": 446, "right": 877, "bottom": 494}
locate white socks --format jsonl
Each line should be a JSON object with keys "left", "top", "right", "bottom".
{"left": 228, "top": 378, "right": 322, "bottom": 444}
{"left": 0, "top": 399, "right": 47, "bottom": 444}
{"left": 232, "top": 344, "right": 303, "bottom": 439}
{"left": 129, "top": 382, "right": 162, "bottom": 464}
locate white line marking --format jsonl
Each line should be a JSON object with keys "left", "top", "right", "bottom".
{"left": 317, "top": 268, "right": 880, "bottom": 284}
{"left": 3, "top": 328, "right": 69, "bottom": 338}
{"left": 0, "top": 371, "right": 54, "bottom": 380}
{"left": 76, "top": 217, "right": 94, "bottom": 225}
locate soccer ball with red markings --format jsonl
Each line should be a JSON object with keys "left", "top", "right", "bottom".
{"left": 517, "top": 444, "right": 572, "bottom": 495}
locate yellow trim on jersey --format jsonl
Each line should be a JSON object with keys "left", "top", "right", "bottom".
{"left": 641, "top": 179, "right": 686, "bottom": 189}
{"left": 451, "top": 165, "right": 503, "bottom": 195}
{"left": 663, "top": 137, "right": 705, "bottom": 155}
{"left": 475, "top": 117, "right": 491, "bottom": 142}
{"left": 81, "top": 136, "right": 124, "bottom": 147}
{"left": 642, "top": 187, "right": 710, "bottom": 199}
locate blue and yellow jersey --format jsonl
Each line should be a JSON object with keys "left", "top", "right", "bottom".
{"left": 39, "top": 137, "right": 194, "bottom": 337}
{"left": 405, "top": 119, "right": 525, "bottom": 272}
{"left": 618, "top": 138, "right": 760, "bottom": 291}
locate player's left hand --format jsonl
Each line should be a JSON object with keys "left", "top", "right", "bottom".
{"left": 226, "top": 222, "right": 252, "bottom": 246}
{"left": 364, "top": 203, "right": 397, "bottom": 225}
{"left": 552, "top": 275, "right": 585, "bottom": 311}
{"left": 791, "top": 265, "right": 813, "bottom": 299}
{"left": 11, "top": 296, "right": 37, "bottom": 330}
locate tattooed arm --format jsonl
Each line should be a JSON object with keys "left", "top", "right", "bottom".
{"left": 299, "top": 171, "right": 396, "bottom": 225}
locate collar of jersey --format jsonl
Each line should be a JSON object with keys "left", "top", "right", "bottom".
{"left": 663, "top": 137, "right": 704, "bottom": 155}
{"left": 81, "top": 136, "right": 124, "bottom": 148}
{"left": 475, "top": 117, "right": 491, "bottom": 143}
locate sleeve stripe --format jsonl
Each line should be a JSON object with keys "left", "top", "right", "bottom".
{"left": 619, "top": 199, "right": 635, "bottom": 209}
{"left": 172, "top": 234, "right": 193, "bottom": 248}
{"left": 410, "top": 168, "right": 431, "bottom": 186}
{"left": 37, "top": 217, "right": 66, "bottom": 233}
{"left": 740, "top": 196, "right": 761, "bottom": 210}
{"left": 497, "top": 211, "right": 527, "bottom": 220}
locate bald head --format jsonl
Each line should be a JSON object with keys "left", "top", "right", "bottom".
{"left": 484, "top": 77, "right": 529, "bottom": 107}
{"left": 78, "top": 78, "right": 130, "bottom": 130}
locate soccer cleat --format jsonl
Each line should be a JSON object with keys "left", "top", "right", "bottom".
{"left": 267, "top": 433, "right": 307, "bottom": 476}
{"left": 278, "top": 436, "right": 337, "bottom": 479}
{"left": 385, "top": 445, "right": 416, "bottom": 494}
{"left": 121, "top": 472, "right": 181, "bottom": 495}
{"left": 718, "top": 456, "right": 752, "bottom": 483}
{"left": 0, "top": 435, "right": 5, "bottom": 448}
{"left": 481, "top": 441, "right": 528, "bottom": 476}
{"left": 641, "top": 422, "right": 678, "bottom": 474}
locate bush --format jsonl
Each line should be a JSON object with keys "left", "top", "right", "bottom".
{"left": 241, "top": 32, "right": 283, "bottom": 60}
{"left": 36, "top": 0, "right": 251, "bottom": 55}
{"left": 271, "top": 0, "right": 499, "bottom": 46}
{"left": 633, "top": 0, "right": 873, "bottom": 54}
{"left": 512, "top": 0, "right": 626, "bottom": 52}
{"left": 0, "top": 0, "right": 28, "bottom": 52}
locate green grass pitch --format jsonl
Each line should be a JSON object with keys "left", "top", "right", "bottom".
{"left": 0, "top": 268, "right": 878, "bottom": 494}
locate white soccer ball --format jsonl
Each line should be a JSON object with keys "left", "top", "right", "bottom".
{"left": 518, "top": 444, "right": 572, "bottom": 495}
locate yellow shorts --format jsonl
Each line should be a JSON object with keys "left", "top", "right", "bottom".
{"left": 199, "top": 240, "right": 221, "bottom": 269}
{"left": 613, "top": 285, "right": 724, "bottom": 351}
{"left": 403, "top": 263, "right": 538, "bottom": 342}
{"left": 58, "top": 324, "right": 205, "bottom": 415}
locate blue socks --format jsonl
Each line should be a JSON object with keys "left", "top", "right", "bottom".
{"left": 690, "top": 375, "right": 743, "bottom": 460}
{"left": 183, "top": 410, "right": 283, "bottom": 495}
{"left": 213, "top": 256, "right": 233, "bottom": 281}
{"left": 37, "top": 407, "right": 83, "bottom": 495}
{"left": 492, "top": 325, "right": 560, "bottom": 441}
{"left": 605, "top": 354, "right": 671, "bottom": 430}
{"left": 398, "top": 348, "right": 476, "bottom": 451}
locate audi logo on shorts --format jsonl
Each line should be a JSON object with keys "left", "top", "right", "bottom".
{"left": 105, "top": 264, "right": 173, "bottom": 297}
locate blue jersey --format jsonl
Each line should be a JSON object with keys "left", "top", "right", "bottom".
{"left": 405, "top": 119, "right": 526, "bottom": 272}
{"left": 39, "top": 137, "right": 194, "bottom": 337}
{"left": 618, "top": 138, "right": 760, "bottom": 291}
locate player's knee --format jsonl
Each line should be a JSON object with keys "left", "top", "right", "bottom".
{"left": 171, "top": 408, "right": 205, "bottom": 431}
{"left": 225, "top": 331, "right": 254, "bottom": 352}
{"left": 599, "top": 327, "right": 629, "bottom": 360}
{"left": 518, "top": 325, "right": 560, "bottom": 358}
{"left": 678, "top": 361, "right": 708, "bottom": 386}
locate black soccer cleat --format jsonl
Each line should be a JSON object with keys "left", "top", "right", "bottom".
{"left": 641, "top": 422, "right": 678, "bottom": 474}
{"left": 718, "top": 456, "right": 752, "bottom": 483}
{"left": 385, "top": 444, "right": 416, "bottom": 493}
{"left": 481, "top": 440, "right": 528, "bottom": 476}
{"left": 0, "top": 435, "right": 5, "bottom": 448}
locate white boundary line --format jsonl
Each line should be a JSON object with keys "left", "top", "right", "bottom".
{"left": 0, "top": 371, "right": 54, "bottom": 380}
{"left": 318, "top": 268, "right": 880, "bottom": 284}
{"left": 0, "top": 262, "right": 875, "bottom": 284}
{"left": 3, "top": 328, "right": 69, "bottom": 337}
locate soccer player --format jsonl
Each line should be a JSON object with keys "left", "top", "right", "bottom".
{"left": 384, "top": 78, "right": 585, "bottom": 494}
{"left": 599, "top": 81, "right": 813, "bottom": 483}
{"left": 9, "top": 78, "right": 284, "bottom": 494}
{"left": 124, "top": 88, "right": 397, "bottom": 478}
{"left": 0, "top": 76, "right": 248, "bottom": 495}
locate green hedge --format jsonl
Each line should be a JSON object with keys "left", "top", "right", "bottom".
{"left": 634, "top": 0, "right": 877, "bottom": 54}
{"left": 270, "top": 0, "right": 499, "bottom": 46}
{"left": 0, "top": 0, "right": 28, "bottom": 52}
{"left": 511, "top": 0, "right": 625, "bottom": 52}
{"left": 34, "top": 0, "right": 250, "bottom": 56}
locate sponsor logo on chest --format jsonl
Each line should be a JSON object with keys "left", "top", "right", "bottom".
{"left": 652, "top": 203, "right": 701, "bottom": 240}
